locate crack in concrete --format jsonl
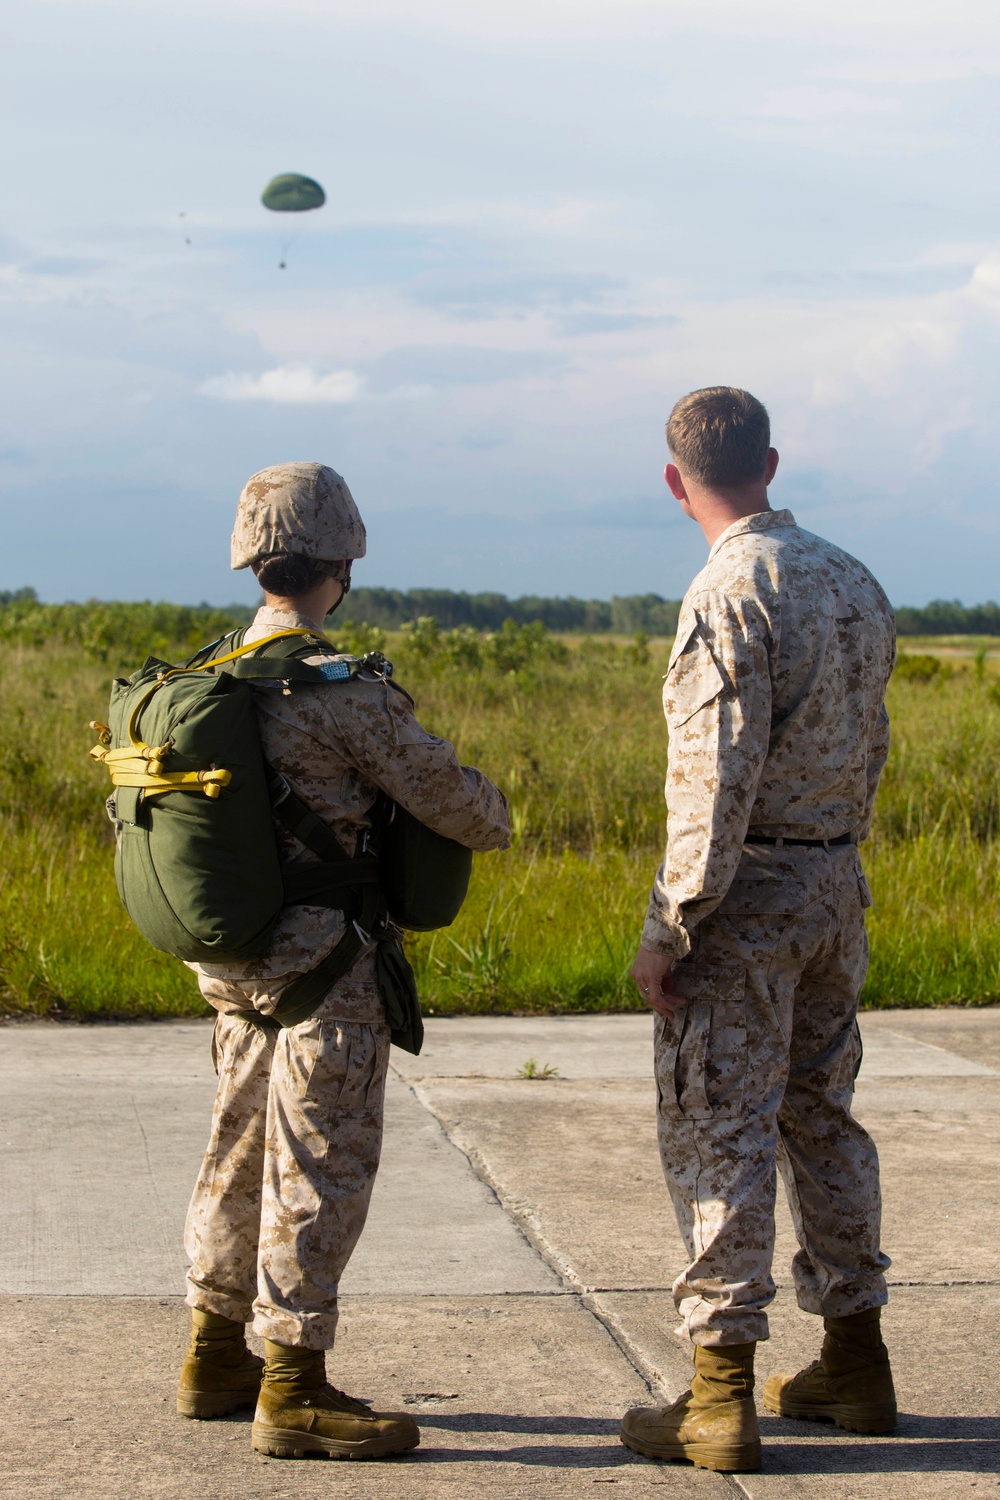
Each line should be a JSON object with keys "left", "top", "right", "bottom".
{"left": 410, "top": 1082, "right": 668, "bottom": 1388}
{"left": 409, "top": 1079, "right": 582, "bottom": 1292}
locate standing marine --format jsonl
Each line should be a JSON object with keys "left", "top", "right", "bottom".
{"left": 176, "top": 462, "right": 510, "bottom": 1460}
{"left": 621, "top": 388, "right": 897, "bottom": 1473}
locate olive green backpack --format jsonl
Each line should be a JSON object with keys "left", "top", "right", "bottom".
{"left": 90, "top": 628, "right": 472, "bottom": 1051}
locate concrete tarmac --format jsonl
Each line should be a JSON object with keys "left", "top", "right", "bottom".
{"left": 1, "top": 1009, "right": 998, "bottom": 1498}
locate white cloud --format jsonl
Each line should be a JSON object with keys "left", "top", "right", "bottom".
{"left": 915, "top": 243, "right": 996, "bottom": 268}
{"left": 198, "top": 365, "right": 364, "bottom": 404}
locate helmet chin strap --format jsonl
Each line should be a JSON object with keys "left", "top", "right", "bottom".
{"left": 324, "top": 560, "right": 352, "bottom": 617}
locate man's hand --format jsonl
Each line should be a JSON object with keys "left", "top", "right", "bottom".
{"left": 630, "top": 946, "right": 687, "bottom": 1019}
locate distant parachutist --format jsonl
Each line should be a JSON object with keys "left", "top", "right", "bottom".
{"left": 261, "top": 173, "right": 325, "bottom": 269}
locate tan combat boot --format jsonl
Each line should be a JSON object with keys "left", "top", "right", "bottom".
{"left": 620, "top": 1342, "right": 761, "bottom": 1472}
{"left": 251, "top": 1341, "right": 420, "bottom": 1461}
{"left": 177, "top": 1308, "right": 264, "bottom": 1418}
{"left": 763, "top": 1307, "right": 897, "bottom": 1434}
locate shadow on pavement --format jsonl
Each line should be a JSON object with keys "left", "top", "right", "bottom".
{"left": 202, "top": 1407, "right": 632, "bottom": 1467}
{"left": 893, "top": 1415, "right": 1000, "bottom": 1438}
{"left": 758, "top": 1411, "right": 1000, "bottom": 1474}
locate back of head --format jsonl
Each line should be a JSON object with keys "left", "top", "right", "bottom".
{"left": 666, "top": 387, "right": 770, "bottom": 488}
{"left": 231, "top": 462, "right": 367, "bottom": 574}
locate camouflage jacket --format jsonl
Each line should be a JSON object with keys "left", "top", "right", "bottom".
{"left": 192, "top": 606, "right": 509, "bottom": 1017}
{"left": 641, "top": 509, "right": 895, "bottom": 961}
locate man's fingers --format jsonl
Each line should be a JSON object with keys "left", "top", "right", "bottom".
{"left": 630, "top": 946, "right": 686, "bottom": 1016}
{"left": 646, "top": 992, "right": 687, "bottom": 1019}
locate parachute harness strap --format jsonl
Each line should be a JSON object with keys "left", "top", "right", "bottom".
{"left": 89, "top": 628, "right": 329, "bottom": 801}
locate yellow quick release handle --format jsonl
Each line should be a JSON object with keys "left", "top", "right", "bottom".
{"left": 90, "top": 628, "right": 327, "bottom": 801}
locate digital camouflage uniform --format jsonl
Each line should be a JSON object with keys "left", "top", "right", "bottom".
{"left": 185, "top": 605, "right": 510, "bottom": 1350}
{"left": 641, "top": 509, "right": 895, "bottom": 1348}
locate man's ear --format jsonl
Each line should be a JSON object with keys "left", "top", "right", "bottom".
{"left": 664, "top": 463, "right": 688, "bottom": 502}
{"left": 764, "top": 448, "right": 779, "bottom": 484}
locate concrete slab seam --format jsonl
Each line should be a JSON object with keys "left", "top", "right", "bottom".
{"left": 884, "top": 1278, "right": 1000, "bottom": 1288}
{"left": 723, "top": 1475, "right": 754, "bottom": 1500}
{"left": 582, "top": 1291, "right": 680, "bottom": 1402}
{"left": 881, "top": 1026, "right": 999, "bottom": 1074}
{"left": 582, "top": 1278, "right": 1000, "bottom": 1292}
{"left": 578, "top": 1291, "right": 758, "bottom": 1500}
{"left": 407, "top": 1083, "right": 673, "bottom": 1412}
{"left": 404, "top": 1082, "right": 768, "bottom": 1494}
{"left": 129, "top": 1094, "right": 170, "bottom": 1258}
{"left": 572, "top": 1299, "right": 754, "bottom": 1500}
{"left": 410, "top": 1080, "right": 584, "bottom": 1293}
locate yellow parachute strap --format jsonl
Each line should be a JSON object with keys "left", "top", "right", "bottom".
{"left": 197, "top": 627, "right": 331, "bottom": 674}
{"left": 125, "top": 627, "right": 329, "bottom": 749}
{"left": 91, "top": 628, "right": 329, "bottom": 800}
{"left": 93, "top": 762, "right": 232, "bottom": 798}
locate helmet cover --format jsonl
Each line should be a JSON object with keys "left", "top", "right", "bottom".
{"left": 231, "top": 462, "right": 366, "bottom": 570}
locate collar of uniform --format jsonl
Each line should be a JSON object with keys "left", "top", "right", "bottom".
{"left": 707, "top": 507, "right": 796, "bottom": 563}
{"left": 251, "top": 604, "right": 327, "bottom": 635}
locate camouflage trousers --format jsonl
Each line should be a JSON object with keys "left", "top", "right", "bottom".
{"left": 655, "top": 843, "right": 890, "bottom": 1348}
{"left": 185, "top": 1009, "right": 390, "bottom": 1349}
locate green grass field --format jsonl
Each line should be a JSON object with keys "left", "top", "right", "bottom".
{"left": 2, "top": 614, "right": 1000, "bottom": 1019}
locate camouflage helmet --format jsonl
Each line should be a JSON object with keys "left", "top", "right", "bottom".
{"left": 230, "top": 462, "right": 366, "bottom": 571}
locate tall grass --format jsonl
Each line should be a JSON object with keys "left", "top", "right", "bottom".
{"left": 1, "top": 623, "right": 999, "bottom": 1018}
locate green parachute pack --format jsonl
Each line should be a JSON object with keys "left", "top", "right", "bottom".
{"left": 89, "top": 628, "right": 472, "bottom": 1052}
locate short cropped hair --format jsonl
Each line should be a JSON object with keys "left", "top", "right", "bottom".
{"left": 253, "top": 552, "right": 350, "bottom": 597}
{"left": 666, "top": 387, "right": 771, "bottom": 487}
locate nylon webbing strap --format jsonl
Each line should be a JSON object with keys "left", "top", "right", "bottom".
{"left": 268, "top": 919, "right": 372, "bottom": 1029}
{"left": 266, "top": 768, "right": 387, "bottom": 1029}
{"left": 282, "top": 858, "right": 379, "bottom": 907}
{"left": 185, "top": 626, "right": 344, "bottom": 681}
{"left": 271, "top": 779, "right": 353, "bottom": 865}
{"left": 270, "top": 876, "right": 383, "bottom": 1028}
{"left": 226, "top": 657, "right": 330, "bottom": 681}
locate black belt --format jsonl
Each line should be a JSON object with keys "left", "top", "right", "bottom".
{"left": 745, "top": 832, "right": 852, "bottom": 848}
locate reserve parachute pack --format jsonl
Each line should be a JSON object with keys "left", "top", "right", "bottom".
{"left": 89, "top": 628, "right": 473, "bottom": 1050}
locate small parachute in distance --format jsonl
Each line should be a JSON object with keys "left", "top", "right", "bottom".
{"left": 261, "top": 174, "right": 326, "bottom": 212}
{"left": 261, "top": 174, "right": 325, "bottom": 268}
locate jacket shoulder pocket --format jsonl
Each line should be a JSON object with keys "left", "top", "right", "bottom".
{"left": 664, "top": 626, "right": 728, "bottom": 729}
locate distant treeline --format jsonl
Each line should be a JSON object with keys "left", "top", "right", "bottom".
{"left": 340, "top": 588, "right": 683, "bottom": 635}
{"left": 0, "top": 589, "right": 253, "bottom": 663}
{"left": 892, "top": 600, "right": 1000, "bottom": 636}
{"left": 337, "top": 589, "right": 1000, "bottom": 638}
{"left": 3, "top": 586, "right": 1000, "bottom": 640}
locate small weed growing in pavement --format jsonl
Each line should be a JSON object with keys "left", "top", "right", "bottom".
{"left": 517, "top": 1058, "right": 559, "bottom": 1079}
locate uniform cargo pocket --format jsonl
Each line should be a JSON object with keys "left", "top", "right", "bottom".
{"left": 655, "top": 965, "right": 747, "bottom": 1121}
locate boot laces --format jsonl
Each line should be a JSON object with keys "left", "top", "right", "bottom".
{"left": 313, "top": 1384, "right": 373, "bottom": 1415}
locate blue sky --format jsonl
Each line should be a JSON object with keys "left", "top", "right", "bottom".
{"left": 3, "top": 0, "right": 1000, "bottom": 606}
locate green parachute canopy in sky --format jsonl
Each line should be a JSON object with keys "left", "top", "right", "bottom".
{"left": 261, "top": 174, "right": 326, "bottom": 213}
